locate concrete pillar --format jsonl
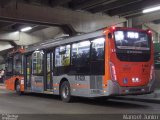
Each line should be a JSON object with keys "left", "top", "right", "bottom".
{"left": 127, "top": 18, "right": 132, "bottom": 27}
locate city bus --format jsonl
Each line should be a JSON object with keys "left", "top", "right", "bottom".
{"left": 5, "top": 27, "right": 155, "bottom": 102}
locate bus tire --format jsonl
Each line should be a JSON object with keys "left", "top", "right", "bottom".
{"left": 60, "top": 81, "right": 72, "bottom": 102}
{"left": 15, "top": 81, "right": 23, "bottom": 95}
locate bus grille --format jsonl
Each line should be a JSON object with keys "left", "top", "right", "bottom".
{"left": 90, "top": 76, "right": 103, "bottom": 90}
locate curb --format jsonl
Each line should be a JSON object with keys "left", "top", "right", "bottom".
{"left": 113, "top": 96, "right": 160, "bottom": 104}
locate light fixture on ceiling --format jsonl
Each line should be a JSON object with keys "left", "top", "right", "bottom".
{"left": 20, "top": 26, "right": 32, "bottom": 32}
{"left": 143, "top": 6, "right": 160, "bottom": 13}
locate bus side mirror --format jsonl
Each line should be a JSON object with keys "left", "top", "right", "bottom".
{"left": 108, "top": 33, "right": 112, "bottom": 39}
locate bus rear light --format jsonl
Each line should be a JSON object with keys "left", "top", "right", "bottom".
{"left": 150, "top": 65, "right": 154, "bottom": 81}
{"left": 112, "top": 26, "right": 116, "bottom": 30}
{"left": 147, "top": 29, "right": 152, "bottom": 34}
{"left": 148, "top": 30, "right": 152, "bottom": 34}
{"left": 110, "top": 62, "right": 117, "bottom": 81}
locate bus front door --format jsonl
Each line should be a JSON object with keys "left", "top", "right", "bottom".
{"left": 26, "top": 55, "right": 32, "bottom": 90}
{"left": 45, "top": 52, "right": 53, "bottom": 91}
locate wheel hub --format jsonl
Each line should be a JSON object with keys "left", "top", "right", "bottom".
{"left": 62, "top": 85, "right": 69, "bottom": 99}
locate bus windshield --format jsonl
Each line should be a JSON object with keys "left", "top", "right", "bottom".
{"left": 114, "top": 30, "right": 150, "bottom": 50}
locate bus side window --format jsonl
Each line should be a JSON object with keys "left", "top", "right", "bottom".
{"left": 32, "top": 50, "right": 44, "bottom": 75}
{"left": 71, "top": 41, "right": 90, "bottom": 74}
{"left": 55, "top": 45, "right": 70, "bottom": 67}
{"left": 91, "top": 37, "right": 105, "bottom": 75}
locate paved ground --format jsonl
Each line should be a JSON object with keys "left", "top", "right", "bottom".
{"left": 0, "top": 88, "right": 160, "bottom": 115}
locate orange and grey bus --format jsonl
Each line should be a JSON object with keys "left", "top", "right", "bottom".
{"left": 5, "top": 27, "right": 155, "bottom": 102}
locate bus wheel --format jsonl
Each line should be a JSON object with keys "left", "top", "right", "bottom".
{"left": 15, "top": 81, "right": 22, "bottom": 95}
{"left": 60, "top": 81, "right": 72, "bottom": 102}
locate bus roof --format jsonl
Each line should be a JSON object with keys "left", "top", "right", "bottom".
{"left": 25, "top": 29, "right": 104, "bottom": 53}
{"left": 25, "top": 27, "right": 149, "bottom": 53}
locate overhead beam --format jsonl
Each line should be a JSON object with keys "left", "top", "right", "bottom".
{"left": 0, "top": 39, "right": 17, "bottom": 47}
{"left": 0, "top": 30, "right": 41, "bottom": 46}
{"left": 23, "top": 0, "right": 72, "bottom": 7}
{"left": 0, "top": 1, "right": 126, "bottom": 33}
{"left": 132, "top": 11, "right": 160, "bottom": 26}
{"left": 89, "top": 0, "right": 141, "bottom": 13}
{"left": 0, "top": 1, "right": 77, "bottom": 35}
{"left": 9, "top": 41, "right": 17, "bottom": 47}
{"left": 0, "top": 21, "right": 15, "bottom": 29}
{"left": 70, "top": 0, "right": 115, "bottom": 10}
{"left": 0, "top": 41, "right": 14, "bottom": 52}
{"left": 0, "top": 18, "right": 76, "bottom": 36}
{"left": 0, "top": 0, "right": 12, "bottom": 8}
{"left": 0, "top": 31, "right": 20, "bottom": 41}
{"left": 107, "top": 0, "right": 160, "bottom": 16}
{"left": 61, "top": 24, "right": 77, "bottom": 36}
{"left": 49, "top": 0, "right": 72, "bottom": 7}
{"left": 0, "top": 17, "right": 61, "bottom": 27}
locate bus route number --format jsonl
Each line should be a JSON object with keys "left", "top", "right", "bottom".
{"left": 75, "top": 76, "right": 85, "bottom": 81}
